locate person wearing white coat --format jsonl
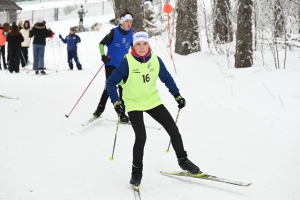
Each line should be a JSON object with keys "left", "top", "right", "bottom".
{"left": 20, "top": 20, "right": 31, "bottom": 68}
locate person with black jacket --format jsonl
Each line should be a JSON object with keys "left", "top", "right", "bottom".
{"left": 29, "top": 17, "right": 53, "bottom": 75}
{"left": 93, "top": 11, "right": 134, "bottom": 123}
{"left": 6, "top": 24, "right": 24, "bottom": 73}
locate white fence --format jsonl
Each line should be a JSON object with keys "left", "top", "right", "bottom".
{"left": 1, "top": 0, "right": 113, "bottom": 24}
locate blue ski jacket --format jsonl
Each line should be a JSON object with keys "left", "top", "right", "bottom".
{"left": 61, "top": 33, "right": 81, "bottom": 51}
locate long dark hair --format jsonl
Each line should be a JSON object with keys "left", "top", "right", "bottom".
{"left": 9, "top": 25, "right": 20, "bottom": 36}
{"left": 24, "top": 20, "right": 31, "bottom": 30}
{"left": 3, "top": 23, "right": 10, "bottom": 32}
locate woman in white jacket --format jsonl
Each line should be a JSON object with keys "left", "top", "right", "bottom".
{"left": 19, "top": 20, "right": 31, "bottom": 68}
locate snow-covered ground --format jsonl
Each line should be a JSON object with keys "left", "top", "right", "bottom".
{"left": 1, "top": 12, "right": 300, "bottom": 200}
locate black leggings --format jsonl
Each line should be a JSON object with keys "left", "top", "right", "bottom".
{"left": 128, "top": 104, "right": 186, "bottom": 168}
{"left": 0, "top": 45, "right": 6, "bottom": 65}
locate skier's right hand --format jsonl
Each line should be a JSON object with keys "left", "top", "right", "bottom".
{"left": 175, "top": 95, "right": 186, "bottom": 109}
{"left": 102, "top": 55, "right": 110, "bottom": 64}
{"left": 59, "top": 34, "right": 62, "bottom": 39}
{"left": 114, "top": 100, "right": 125, "bottom": 114}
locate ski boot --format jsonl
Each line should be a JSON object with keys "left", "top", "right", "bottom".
{"left": 93, "top": 103, "right": 105, "bottom": 118}
{"left": 120, "top": 112, "right": 129, "bottom": 123}
{"left": 130, "top": 165, "right": 143, "bottom": 186}
{"left": 41, "top": 70, "right": 46, "bottom": 75}
{"left": 130, "top": 173, "right": 143, "bottom": 187}
{"left": 178, "top": 155, "right": 200, "bottom": 174}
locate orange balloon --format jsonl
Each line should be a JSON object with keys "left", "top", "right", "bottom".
{"left": 163, "top": 3, "right": 173, "bottom": 14}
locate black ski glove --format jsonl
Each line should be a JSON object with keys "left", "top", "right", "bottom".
{"left": 114, "top": 100, "right": 125, "bottom": 114}
{"left": 175, "top": 95, "right": 186, "bottom": 109}
{"left": 102, "top": 55, "right": 110, "bottom": 64}
{"left": 59, "top": 34, "right": 62, "bottom": 39}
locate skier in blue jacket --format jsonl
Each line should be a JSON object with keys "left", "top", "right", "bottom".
{"left": 92, "top": 11, "right": 134, "bottom": 123}
{"left": 59, "top": 27, "right": 82, "bottom": 70}
{"left": 106, "top": 30, "right": 200, "bottom": 187}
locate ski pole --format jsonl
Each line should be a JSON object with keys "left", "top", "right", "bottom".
{"left": 65, "top": 64, "right": 104, "bottom": 118}
{"left": 165, "top": 108, "right": 181, "bottom": 153}
{"left": 54, "top": 34, "right": 68, "bottom": 70}
{"left": 50, "top": 38, "right": 57, "bottom": 72}
{"left": 110, "top": 114, "right": 121, "bottom": 161}
{"left": 20, "top": 50, "right": 28, "bottom": 72}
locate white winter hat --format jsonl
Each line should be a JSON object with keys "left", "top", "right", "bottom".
{"left": 133, "top": 31, "right": 149, "bottom": 46}
{"left": 120, "top": 14, "right": 133, "bottom": 24}
{"left": 36, "top": 17, "right": 43, "bottom": 23}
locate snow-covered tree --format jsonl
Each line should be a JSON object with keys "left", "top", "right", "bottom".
{"left": 213, "top": 0, "right": 233, "bottom": 43}
{"left": 235, "top": 0, "right": 253, "bottom": 68}
{"left": 175, "top": 0, "right": 201, "bottom": 55}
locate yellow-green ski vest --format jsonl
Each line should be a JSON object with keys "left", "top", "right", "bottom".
{"left": 120, "top": 53, "right": 162, "bottom": 112}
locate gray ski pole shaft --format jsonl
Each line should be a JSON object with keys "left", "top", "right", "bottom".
{"left": 50, "top": 38, "right": 57, "bottom": 72}
{"left": 165, "top": 108, "right": 181, "bottom": 153}
{"left": 110, "top": 114, "right": 121, "bottom": 161}
{"left": 20, "top": 49, "right": 28, "bottom": 72}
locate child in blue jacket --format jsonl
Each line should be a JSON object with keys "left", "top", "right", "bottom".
{"left": 59, "top": 27, "right": 82, "bottom": 70}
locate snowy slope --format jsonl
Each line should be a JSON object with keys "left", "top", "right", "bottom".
{"left": 1, "top": 13, "right": 300, "bottom": 200}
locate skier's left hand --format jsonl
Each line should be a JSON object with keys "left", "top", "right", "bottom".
{"left": 114, "top": 100, "right": 125, "bottom": 114}
{"left": 175, "top": 95, "right": 186, "bottom": 109}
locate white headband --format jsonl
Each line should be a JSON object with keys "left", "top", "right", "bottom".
{"left": 133, "top": 31, "right": 149, "bottom": 45}
{"left": 120, "top": 14, "right": 133, "bottom": 24}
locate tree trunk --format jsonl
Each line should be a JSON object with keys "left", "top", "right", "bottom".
{"left": 298, "top": 0, "right": 300, "bottom": 33}
{"left": 213, "top": 0, "right": 233, "bottom": 43}
{"left": 109, "top": 0, "right": 144, "bottom": 30}
{"left": 254, "top": 0, "right": 257, "bottom": 51}
{"left": 235, "top": 0, "right": 253, "bottom": 68}
{"left": 175, "top": 0, "right": 201, "bottom": 55}
{"left": 274, "top": 0, "right": 284, "bottom": 37}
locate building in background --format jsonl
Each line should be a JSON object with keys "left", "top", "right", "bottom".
{"left": 0, "top": 0, "right": 22, "bottom": 24}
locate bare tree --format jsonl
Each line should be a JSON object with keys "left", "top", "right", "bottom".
{"left": 274, "top": 0, "right": 284, "bottom": 37}
{"left": 175, "top": 0, "right": 201, "bottom": 55}
{"left": 199, "top": 0, "right": 212, "bottom": 52}
{"left": 213, "top": 0, "right": 233, "bottom": 43}
{"left": 235, "top": 0, "right": 253, "bottom": 68}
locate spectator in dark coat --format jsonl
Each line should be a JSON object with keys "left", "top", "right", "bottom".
{"left": 6, "top": 24, "right": 24, "bottom": 73}
{"left": 29, "top": 17, "right": 53, "bottom": 75}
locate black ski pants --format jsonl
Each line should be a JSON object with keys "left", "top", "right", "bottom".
{"left": 98, "top": 65, "right": 123, "bottom": 109}
{"left": 128, "top": 104, "right": 186, "bottom": 169}
{"left": 0, "top": 45, "right": 6, "bottom": 66}
{"left": 8, "top": 49, "right": 20, "bottom": 73}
